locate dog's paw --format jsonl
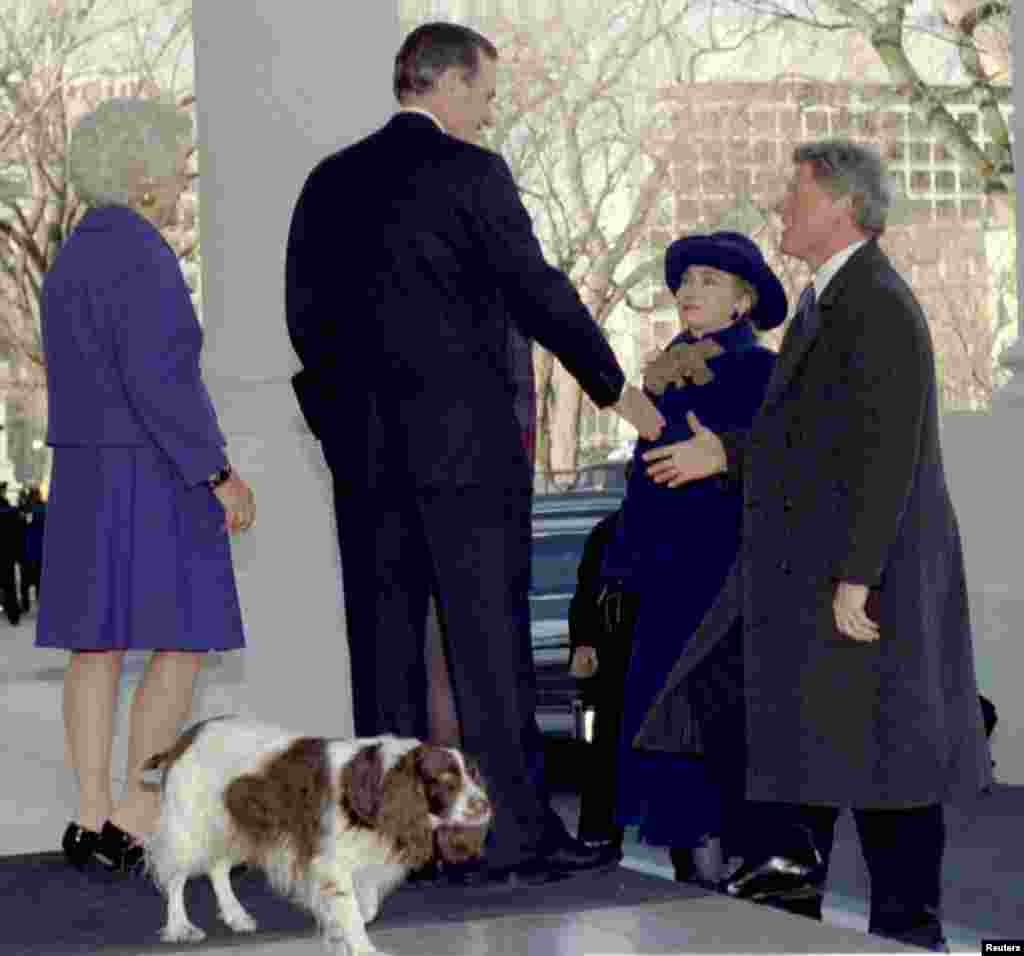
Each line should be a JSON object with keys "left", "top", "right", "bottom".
{"left": 160, "top": 920, "right": 206, "bottom": 943}
{"left": 219, "top": 906, "right": 258, "bottom": 933}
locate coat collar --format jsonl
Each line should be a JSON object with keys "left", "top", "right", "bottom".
{"left": 76, "top": 203, "right": 155, "bottom": 234}
{"left": 670, "top": 318, "right": 757, "bottom": 354}
{"left": 818, "top": 238, "right": 884, "bottom": 312}
{"left": 388, "top": 110, "right": 449, "bottom": 139}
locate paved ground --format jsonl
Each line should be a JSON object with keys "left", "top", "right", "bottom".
{"left": 2, "top": 609, "right": 1020, "bottom": 954}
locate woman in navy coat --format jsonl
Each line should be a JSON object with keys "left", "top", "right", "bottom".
{"left": 36, "top": 98, "right": 255, "bottom": 874}
{"left": 599, "top": 233, "right": 786, "bottom": 883}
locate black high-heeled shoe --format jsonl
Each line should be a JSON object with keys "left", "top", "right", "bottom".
{"left": 61, "top": 822, "right": 101, "bottom": 869}
{"left": 94, "top": 821, "right": 146, "bottom": 873}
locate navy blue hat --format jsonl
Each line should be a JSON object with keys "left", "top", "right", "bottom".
{"left": 664, "top": 231, "right": 788, "bottom": 331}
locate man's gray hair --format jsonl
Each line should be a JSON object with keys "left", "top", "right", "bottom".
{"left": 68, "top": 97, "right": 192, "bottom": 208}
{"left": 793, "top": 140, "right": 893, "bottom": 236}
{"left": 394, "top": 22, "right": 498, "bottom": 101}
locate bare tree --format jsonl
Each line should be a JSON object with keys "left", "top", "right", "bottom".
{"left": 728, "top": 0, "right": 1012, "bottom": 199}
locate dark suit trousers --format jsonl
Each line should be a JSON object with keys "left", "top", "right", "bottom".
{"left": 576, "top": 598, "right": 636, "bottom": 844}
{"left": 747, "top": 800, "right": 945, "bottom": 949}
{"left": 330, "top": 474, "right": 551, "bottom": 868}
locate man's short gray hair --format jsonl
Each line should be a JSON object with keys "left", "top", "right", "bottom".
{"left": 68, "top": 97, "right": 192, "bottom": 208}
{"left": 793, "top": 140, "right": 893, "bottom": 236}
{"left": 394, "top": 22, "right": 498, "bottom": 101}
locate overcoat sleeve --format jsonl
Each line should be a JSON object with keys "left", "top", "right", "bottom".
{"left": 111, "top": 239, "right": 227, "bottom": 488}
{"left": 828, "top": 284, "right": 930, "bottom": 586}
{"left": 469, "top": 155, "right": 625, "bottom": 409}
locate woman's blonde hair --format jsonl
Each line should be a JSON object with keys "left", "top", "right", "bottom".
{"left": 68, "top": 97, "right": 192, "bottom": 208}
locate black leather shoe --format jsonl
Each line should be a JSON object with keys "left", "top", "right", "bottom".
{"left": 61, "top": 822, "right": 101, "bottom": 869}
{"left": 723, "top": 848, "right": 825, "bottom": 903}
{"left": 445, "top": 857, "right": 570, "bottom": 888}
{"left": 543, "top": 834, "right": 620, "bottom": 873}
{"left": 94, "top": 821, "right": 146, "bottom": 874}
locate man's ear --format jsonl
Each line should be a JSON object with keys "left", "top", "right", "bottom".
{"left": 437, "top": 66, "right": 461, "bottom": 97}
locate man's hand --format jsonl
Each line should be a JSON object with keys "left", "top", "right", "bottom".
{"left": 614, "top": 384, "right": 666, "bottom": 441}
{"left": 570, "top": 645, "right": 599, "bottom": 679}
{"left": 643, "top": 412, "right": 726, "bottom": 487}
{"left": 213, "top": 472, "right": 256, "bottom": 535}
{"left": 833, "top": 581, "right": 880, "bottom": 642}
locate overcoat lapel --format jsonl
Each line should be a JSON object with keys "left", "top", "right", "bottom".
{"left": 761, "top": 302, "right": 820, "bottom": 407}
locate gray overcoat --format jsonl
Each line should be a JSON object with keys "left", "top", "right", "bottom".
{"left": 636, "top": 240, "right": 993, "bottom": 808}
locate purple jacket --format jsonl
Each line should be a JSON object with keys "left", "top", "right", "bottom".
{"left": 41, "top": 205, "right": 227, "bottom": 487}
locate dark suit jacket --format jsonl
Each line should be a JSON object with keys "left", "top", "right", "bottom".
{"left": 285, "top": 112, "right": 625, "bottom": 491}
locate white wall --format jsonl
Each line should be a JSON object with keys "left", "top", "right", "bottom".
{"left": 189, "top": 4, "right": 399, "bottom": 736}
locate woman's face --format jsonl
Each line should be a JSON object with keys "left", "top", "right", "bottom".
{"left": 674, "top": 265, "right": 749, "bottom": 336}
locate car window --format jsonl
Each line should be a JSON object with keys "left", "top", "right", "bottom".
{"left": 531, "top": 532, "right": 587, "bottom": 597}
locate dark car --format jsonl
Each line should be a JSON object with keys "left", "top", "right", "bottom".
{"left": 530, "top": 486, "right": 624, "bottom": 740}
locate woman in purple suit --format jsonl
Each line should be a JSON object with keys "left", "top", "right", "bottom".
{"left": 36, "top": 98, "right": 255, "bottom": 874}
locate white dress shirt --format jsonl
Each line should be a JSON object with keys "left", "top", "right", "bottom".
{"left": 813, "top": 238, "right": 868, "bottom": 301}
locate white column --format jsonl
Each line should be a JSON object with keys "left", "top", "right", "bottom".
{"left": 189, "top": 3, "right": 399, "bottom": 737}
{"left": 939, "top": 10, "right": 1023, "bottom": 784}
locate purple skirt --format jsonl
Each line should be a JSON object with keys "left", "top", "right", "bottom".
{"left": 35, "top": 445, "right": 245, "bottom": 651}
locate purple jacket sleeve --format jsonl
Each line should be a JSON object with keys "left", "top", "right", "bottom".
{"left": 110, "top": 242, "right": 228, "bottom": 487}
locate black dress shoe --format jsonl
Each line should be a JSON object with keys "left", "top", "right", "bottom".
{"left": 94, "top": 821, "right": 146, "bottom": 874}
{"left": 445, "top": 857, "right": 570, "bottom": 888}
{"left": 543, "top": 834, "right": 620, "bottom": 873}
{"left": 61, "top": 822, "right": 101, "bottom": 870}
{"left": 723, "top": 850, "right": 825, "bottom": 903}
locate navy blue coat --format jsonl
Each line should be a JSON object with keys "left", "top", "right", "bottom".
{"left": 601, "top": 321, "right": 775, "bottom": 844}
{"left": 285, "top": 112, "right": 625, "bottom": 491}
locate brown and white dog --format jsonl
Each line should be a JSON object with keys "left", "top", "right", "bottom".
{"left": 142, "top": 716, "right": 491, "bottom": 955}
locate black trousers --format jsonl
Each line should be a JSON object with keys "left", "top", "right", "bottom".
{"left": 745, "top": 800, "right": 945, "bottom": 949}
{"left": 330, "top": 474, "right": 551, "bottom": 869}
{"left": 576, "top": 596, "right": 637, "bottom": 844}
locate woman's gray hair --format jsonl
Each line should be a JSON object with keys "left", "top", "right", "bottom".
{"left": 793, "top": 140, "right": 893, "bottom": 236}
{"left": 68, "top": 97, "right": 192, "bottom": 208}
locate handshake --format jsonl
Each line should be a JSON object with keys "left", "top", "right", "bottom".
{"left": 613, "top": 384, "right": 665, "bottom": 441}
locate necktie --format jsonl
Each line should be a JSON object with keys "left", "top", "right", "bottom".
{"left": 792, "top": 283, "right": 818, "bottom": 339}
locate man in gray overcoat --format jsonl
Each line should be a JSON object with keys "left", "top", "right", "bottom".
{"left": 637, "top": 140, "right": 992, "bottom": 952}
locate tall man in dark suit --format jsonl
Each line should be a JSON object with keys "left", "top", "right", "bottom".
{"left": 285, "top": 21, "right": 664, "bottom": 886}
{"left": 635, "top": 141, "right": 991, "bottom": 952}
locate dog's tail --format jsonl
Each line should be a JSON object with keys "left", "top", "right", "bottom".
{"left": 142, "top": 714, "right": 236, "bottom": 776}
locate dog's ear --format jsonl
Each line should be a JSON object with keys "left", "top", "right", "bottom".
{"left": 414, "top": 744, "right": 454, "bottom": 783}
{"left": 341, "top": 744, "right": 383, "bottom": 825}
